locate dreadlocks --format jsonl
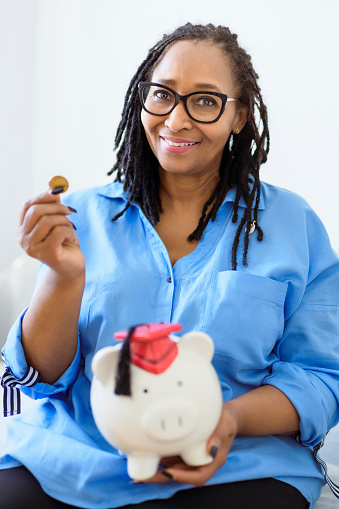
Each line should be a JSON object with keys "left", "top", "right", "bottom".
{"left": 108, "top": 23, "right": 269, "bottom": 270}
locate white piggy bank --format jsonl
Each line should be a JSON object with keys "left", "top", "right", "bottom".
{"left": 90, "top": 323, "right": 223, "bottom": 481}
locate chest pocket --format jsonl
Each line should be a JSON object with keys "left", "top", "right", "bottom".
{"left": 202, "top": 271, "right": 288, "bottom": 372}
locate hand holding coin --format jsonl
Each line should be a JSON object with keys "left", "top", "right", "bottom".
{"left": 49, "top": 176, "right": 69, "bottom": 195}
{"left": 17, "top": 174, "right": 85, "bottom": 279}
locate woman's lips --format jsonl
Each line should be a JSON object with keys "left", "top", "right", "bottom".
{"left": 161, "top": 136, "right": 199, "bottom": 154}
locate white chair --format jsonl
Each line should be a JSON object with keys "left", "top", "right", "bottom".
{"left": 0, "top": 254, "right": 39, "bottom": 349}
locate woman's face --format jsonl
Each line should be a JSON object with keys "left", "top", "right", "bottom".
{"left": 141, "top": 40, "right": 248, "bottom": 180}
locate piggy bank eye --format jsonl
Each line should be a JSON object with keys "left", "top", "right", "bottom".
{"left": 143, "top": 388, "right": 149, "bottom": 394}
{"left": 177, "top": 381, "right": 183, "bottom": 387}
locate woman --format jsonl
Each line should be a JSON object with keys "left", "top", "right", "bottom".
{"left": 1, "top": 23, "right": 338, "bottom": 509}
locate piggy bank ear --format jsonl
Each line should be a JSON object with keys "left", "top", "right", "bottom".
{"left": 178, "top": 331, "right": 214, "bottom": 362}
{"left": 91, "top": 346, "right": 121, "bottom": 386}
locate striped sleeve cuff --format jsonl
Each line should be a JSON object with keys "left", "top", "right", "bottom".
{"left": 1, "top": 363, "right": 40, "bottom": 417}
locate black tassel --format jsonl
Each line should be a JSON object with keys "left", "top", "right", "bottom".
{"left": 114, "top": 325, "right": 136, "bottom": 396}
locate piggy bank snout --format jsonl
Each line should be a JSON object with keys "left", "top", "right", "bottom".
{"left": 141, "top": 399, "right": 197, "bottom": 442}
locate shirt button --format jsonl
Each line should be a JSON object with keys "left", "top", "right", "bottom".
{"left": 166, "top": 276, "right": 172, "bottom": 283}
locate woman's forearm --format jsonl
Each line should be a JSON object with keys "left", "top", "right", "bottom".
{"left": 21, "top": 268, "right": 85, "bottom": 384}
{"left": 224, "top": 385, "right": 300, "bottom": 436}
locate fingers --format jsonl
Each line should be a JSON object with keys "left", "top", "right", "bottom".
{"left": 18, "top": 190, "right": 75, "bottom": 248}
{"left": 22, "top": 221, "right": 77, "bottom": 260}
{"left": 144, "top": 445, "right": 227, "bottom": 486}
{"left": 145, "top": 456, "right": 222, "bottom": 486}
{"left": 155, "top": 443, "right": 230, "bottom": 486}
{"left": 39, "top": 225, "right": 79, "bottom": 260}
{"left": 19, "top": 190, "right": 62, "bottom": 225}
{"left": 19, "top": 209, "right": 77, "bottom": 263}
{"left": 142, "top": 459, "right": 190, "bottom": 484}
{"left": 207, "top": 404, "right": 238, "bottom": 455}
{"left": 163, "top": 463, "right": 217, "bottom": 487}
{"left": 20, "top": 211, "right": 74, "bottom": 246}
{"left": 20, "top": 200, "right": 73, "bottom": 236}
{"left": 17, "top": 190, "right": 81, "bottom": 272}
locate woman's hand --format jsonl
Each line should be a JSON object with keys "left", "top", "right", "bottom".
{"left": 18, "top": 190, "right": 84, "bottom": 280}
{"left": 145, "top": 404, "right": 238, "bottom": 486}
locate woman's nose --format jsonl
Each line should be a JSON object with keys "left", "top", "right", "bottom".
{"left": 164, "top": 101, "right": 193, "bottom": 132}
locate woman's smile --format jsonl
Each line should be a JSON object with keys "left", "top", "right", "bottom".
{"left": 160, "top": 135, "right": 200, "bottom": 154}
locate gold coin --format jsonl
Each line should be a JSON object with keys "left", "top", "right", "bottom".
{"left": 48, "top": 176, "right": 69, "bottom": 193}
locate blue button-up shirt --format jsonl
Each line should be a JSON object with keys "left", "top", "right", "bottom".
{"left": 1, "top": 181, "right": 339, "bottom": 508}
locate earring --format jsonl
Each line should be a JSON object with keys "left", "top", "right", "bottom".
{"left": 235, "top": 128, "right": 240, "bottom": 134}
{"left": 245, "top": 220, "right": 256, "bottom": 235}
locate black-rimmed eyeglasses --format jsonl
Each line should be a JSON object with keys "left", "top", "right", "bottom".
{"left": 138, "top": 82, "right": 238, "bottom": 124}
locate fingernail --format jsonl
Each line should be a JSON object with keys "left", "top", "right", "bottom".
{"left": 161, "top": 470, "right": 173, "bottom": 480}
{"left": 67, "top": 206, "right": 77, "bottom": 213}
{"left": 70, "top": 222, "right": 77, "bottom": 231}
{"left": 161, "top": 470, "right": 173, "bottom": 479}
{"left": 210, "top": 445, "right": 218, "bottom": 459}
{"left": 50, "top": 186, "right": 65, "bottom": 195}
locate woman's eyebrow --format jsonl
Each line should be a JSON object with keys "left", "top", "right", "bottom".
{"left": 194, "top": 82, "right": 221, "bottom": 91}
{"left": 156, "top": 79, "right": 221, "bottom": 92}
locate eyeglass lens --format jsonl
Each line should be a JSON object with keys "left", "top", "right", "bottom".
{"left": 141, "top": 84, "right": 223, "bottom": 123}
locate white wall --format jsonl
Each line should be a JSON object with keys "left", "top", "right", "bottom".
{"left": 1, "top": 0, "right": 339, "bottom": 276}
{"left": 0, "top": 0, "right": 38, "bottom": 269}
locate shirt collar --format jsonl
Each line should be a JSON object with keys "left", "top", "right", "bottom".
{"left": 97, "top": 181, "right": 126, "bottom": 200}
{"left": 223, "top": 184, "right": 265, "bottom": 210}
{"left": 97, "top": 181, "right": 265, "bottom": 210}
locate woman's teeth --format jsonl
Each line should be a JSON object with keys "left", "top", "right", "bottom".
{"left": 164, "top": 139, "right": 197, "bottom": 147}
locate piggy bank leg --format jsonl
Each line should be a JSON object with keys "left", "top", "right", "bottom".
{"left": 181, "top": 442, "right": 213, "bottom": 467}
{"left": 127, "top": 452, "right": 160, "bottom": 481}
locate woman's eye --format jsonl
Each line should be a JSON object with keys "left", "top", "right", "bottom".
{"left": 195, "top": 96, "right": 217, "bottom": 107}
{"left": 153, "top": 90, "right": 170, "bottom": 101}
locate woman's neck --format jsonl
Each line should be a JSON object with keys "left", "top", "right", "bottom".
{"left": 158, "top": 166, "right": 220, "bottom": 216}
{"left": 155, "top": 167, "right": 222, "bottom": 266}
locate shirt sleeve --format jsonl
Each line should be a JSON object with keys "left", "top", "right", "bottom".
{"left": 263, "top": 210, "right": 339, "bottom": 448}
{"left": 1, "top": 308, "right": 81, "bottom": 400}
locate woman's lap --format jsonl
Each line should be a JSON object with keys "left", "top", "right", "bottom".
{"left": 0, "top": 466, "right": 309, "bottom": 509}
{"left": 0, "top": 466, "right": 75, "bottom": 509}
{"left": 128, "top": 478, "right": 309, "bottom": 509}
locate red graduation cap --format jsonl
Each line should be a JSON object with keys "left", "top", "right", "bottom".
{"left": 114, "top": 323, "right": 182, "bottom": 375}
